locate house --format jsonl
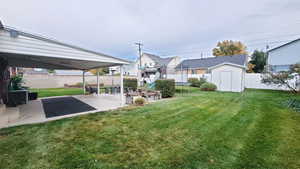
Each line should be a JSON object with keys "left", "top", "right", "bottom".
{"left": 175, "top": 54, "right": 247, "bottom": 75}
{"left": 139, "top": 53, "right": 180, "bottom": 75}
{"left": 109, "top": 62, "right": 138, "bottom": 76}
{"left": 268, "top": 38, "right": 300, "bottom": 72}
{"left": 134, "top": 53, "right": 180, "bottom": 84}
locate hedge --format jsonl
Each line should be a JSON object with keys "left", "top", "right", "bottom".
{"left": 124, "top": 78, "right": 137, "bottom": 91}
{"left": 200, "top": 82, "right": 217, "bottom": 91}
{"left": 155, "top": 79, "right": 175, "bottom": 98}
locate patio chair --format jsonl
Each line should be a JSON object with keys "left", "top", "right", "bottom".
{"left": 89, "top": 87, "right": 98, "bottom": 94}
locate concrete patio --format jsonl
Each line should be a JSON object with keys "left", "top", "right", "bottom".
{"left": 0, "top": 94, "right": 125, "bottom": 129}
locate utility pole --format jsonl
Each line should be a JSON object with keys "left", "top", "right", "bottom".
{"left": 135, "top": 42, "right": 143, "bottom": 86}
{"left": 265, "top": 44, "right": 270, "bottom": 71}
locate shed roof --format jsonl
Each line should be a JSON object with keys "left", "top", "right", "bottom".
{"left": 176, "top": 54, "right": 247, "bottom": 69}
{"left": 0, "top": 21, "right": 129, "bottom": 70}
{"left": 208, "top": 62, "right": 246, "bottom": 70}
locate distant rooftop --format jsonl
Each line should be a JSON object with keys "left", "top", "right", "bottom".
{"left": 176, "top": 54, "right": 247, "bottom": 69}
{"left": 143, "top": 53, "right": 175, "bottom": 66}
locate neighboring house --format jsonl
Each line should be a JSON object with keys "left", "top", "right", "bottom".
{"left": 109, "top": 62, "right": 138, "bottom": 76}
{"left": 268, "top": 38, "right": 300, "bottom": 72}
{"left": 175, "top": 54, "right": 247, "bottom": 75}
{"left": 139, "top": 53, "right": 180, "bottom": 83}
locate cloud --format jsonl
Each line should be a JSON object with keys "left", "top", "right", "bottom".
{"left": 1, "top": 0, "right": 300, "bottom": 60}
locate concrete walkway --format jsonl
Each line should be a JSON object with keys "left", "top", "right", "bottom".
{"left": 0, "top": 94, "right": 125, "bottom": 129}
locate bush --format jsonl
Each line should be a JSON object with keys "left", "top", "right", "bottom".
{"left": 188, "top": 78, "right": 200, "bottom": 87}
{"left": 155, "top": 79, "right": 175, "bottom": 98}
{"left": 75, "top": 82, "right": 89, "bottom": 87}
{"left": 199, "top": 78, "right": 207, "bottom": 86}
{"left": 134, "top": 97, "right": 146, "bottom": 106}
{"left": 124, "top": 78, "right": 137, "bottom": 91}
{"left": 200, "top": 82, "right": 217, "bottom": 91}
{"left": 188, "top": 78, "right": 207, "bottom": 87}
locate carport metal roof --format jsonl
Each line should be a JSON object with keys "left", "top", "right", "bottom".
{"left": 0, "top": 21, "right": 129, "bottom": 70}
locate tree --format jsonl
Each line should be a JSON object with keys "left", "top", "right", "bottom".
{"left": 262, "top": 63, "right": 300, "bottom": 94}
{"left": 247, "top": 63, "right": 255, "bottom": 73}
{"left": 249, "top": 50, "right": 267, "bottom": 73}
{"left": 212, "top": 40, "right": 248, "bottom": 56}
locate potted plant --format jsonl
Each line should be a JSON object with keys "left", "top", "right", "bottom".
{"left": 10, "top": 75, "right": 24, "bottom": 90}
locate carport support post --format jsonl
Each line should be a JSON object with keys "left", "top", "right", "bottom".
{"left": 120, "top": 65, "right": 124, "bottom": 106}
{"left": 97, "top": 69, "right": 100, "bottom": 95}
{"left": 83, "top": 71, "right": 86, "bottom": 94}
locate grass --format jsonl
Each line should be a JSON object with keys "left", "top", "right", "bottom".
{"left": 0, "top": 89, "right": 300, "bottom": 169}
{"left": 30, "top": 88, "right": 84, "bottom": 98}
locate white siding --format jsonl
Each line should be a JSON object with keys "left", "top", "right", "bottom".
{"left": 140, "top": 54, "right": 156, "bottom": 68}
{"left": 166, "top": 56, "right": 180, "bottom": 74}
{"left": 0, "top": 30, "right": 127, "bottom": 64}
{"left": 268, "top": 40, "right": 300, "bottom": 66}
{"left": 211, "top": 65, "right": 245, "bottom": 92}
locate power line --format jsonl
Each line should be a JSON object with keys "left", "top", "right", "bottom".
{"left": 139, "top": 34, "right": 300, "bottom": 57}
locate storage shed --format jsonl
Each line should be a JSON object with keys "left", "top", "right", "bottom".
{"left": 209, "top": 63, "right": 246, "bottom": 92}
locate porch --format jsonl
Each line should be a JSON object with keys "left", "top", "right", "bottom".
{"left": 0, "top": 20, "right": 130, "bottom": 129}
{"left": 0, "top": 94, "right": 124, "bottom": 128}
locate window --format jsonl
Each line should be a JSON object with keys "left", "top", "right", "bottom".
{"left": 191, "top": 70, "right": 196, "bottom": 74}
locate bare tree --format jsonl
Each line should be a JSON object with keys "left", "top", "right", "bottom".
{"left": 262, "top": 64, "right": 300, "bottom": 94}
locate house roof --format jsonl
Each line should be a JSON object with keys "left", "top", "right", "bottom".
{"left": 143, "top": 53, "right": 174, "bottom": 66}
{"left": 268, "top": 38, "right": 300, "bottom": 53}
{"left": 175, "top": 54, "right": 247, "bottom": 69}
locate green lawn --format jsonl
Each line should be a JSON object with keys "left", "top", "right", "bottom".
{"left": 30, "top": 88, "right": 84, "bottom": 98}
{"left": 0, "top": 89, "right": 300, "bottom": 169}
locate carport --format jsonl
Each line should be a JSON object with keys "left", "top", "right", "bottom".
{"left": 0, "top": 21, "right": 129, "bottom": 127}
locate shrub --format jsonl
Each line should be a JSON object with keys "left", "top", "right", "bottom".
{"left": 188, "top": 78, "right": 206, "bottom": 87}
{"left": 188, "top": 78, "right": 200, "bottom": 87}
{"left": 199, "top": 78, "right": 207, "bottom": 86}
{"left": 75, "top": 82, "right": 89, "bottom": 87}
{"left": 155, "top": 79, "right": 175, "bottom": 98}
{"left": 200, "top": 82, "right": 217, "bottom": 91}
{"left": 124, "top": 78, "right": 137, "bottom": 91}
{"left": 134, "top": 97, "right": 146, "bottom": 106}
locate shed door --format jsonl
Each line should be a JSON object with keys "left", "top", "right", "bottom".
{"left": 220, "top": 71, "right": 232, "bottom": 91}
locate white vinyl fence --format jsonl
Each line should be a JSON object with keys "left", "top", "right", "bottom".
{"left": 167, "top": 74, "right": 211, "bottom": 83}
{"left": 167, "top": 73, "right": 299, "bottom": 91}
{"left": 244, "top": 73, "right": 298, "bottom": 91}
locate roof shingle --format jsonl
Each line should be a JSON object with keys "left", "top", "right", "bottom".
{"left": 175, "top": 54, "right": 247, "bottom": 69}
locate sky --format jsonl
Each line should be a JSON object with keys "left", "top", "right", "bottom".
{"left": 1, "top": 0, "right": 300, "bottom": 61}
